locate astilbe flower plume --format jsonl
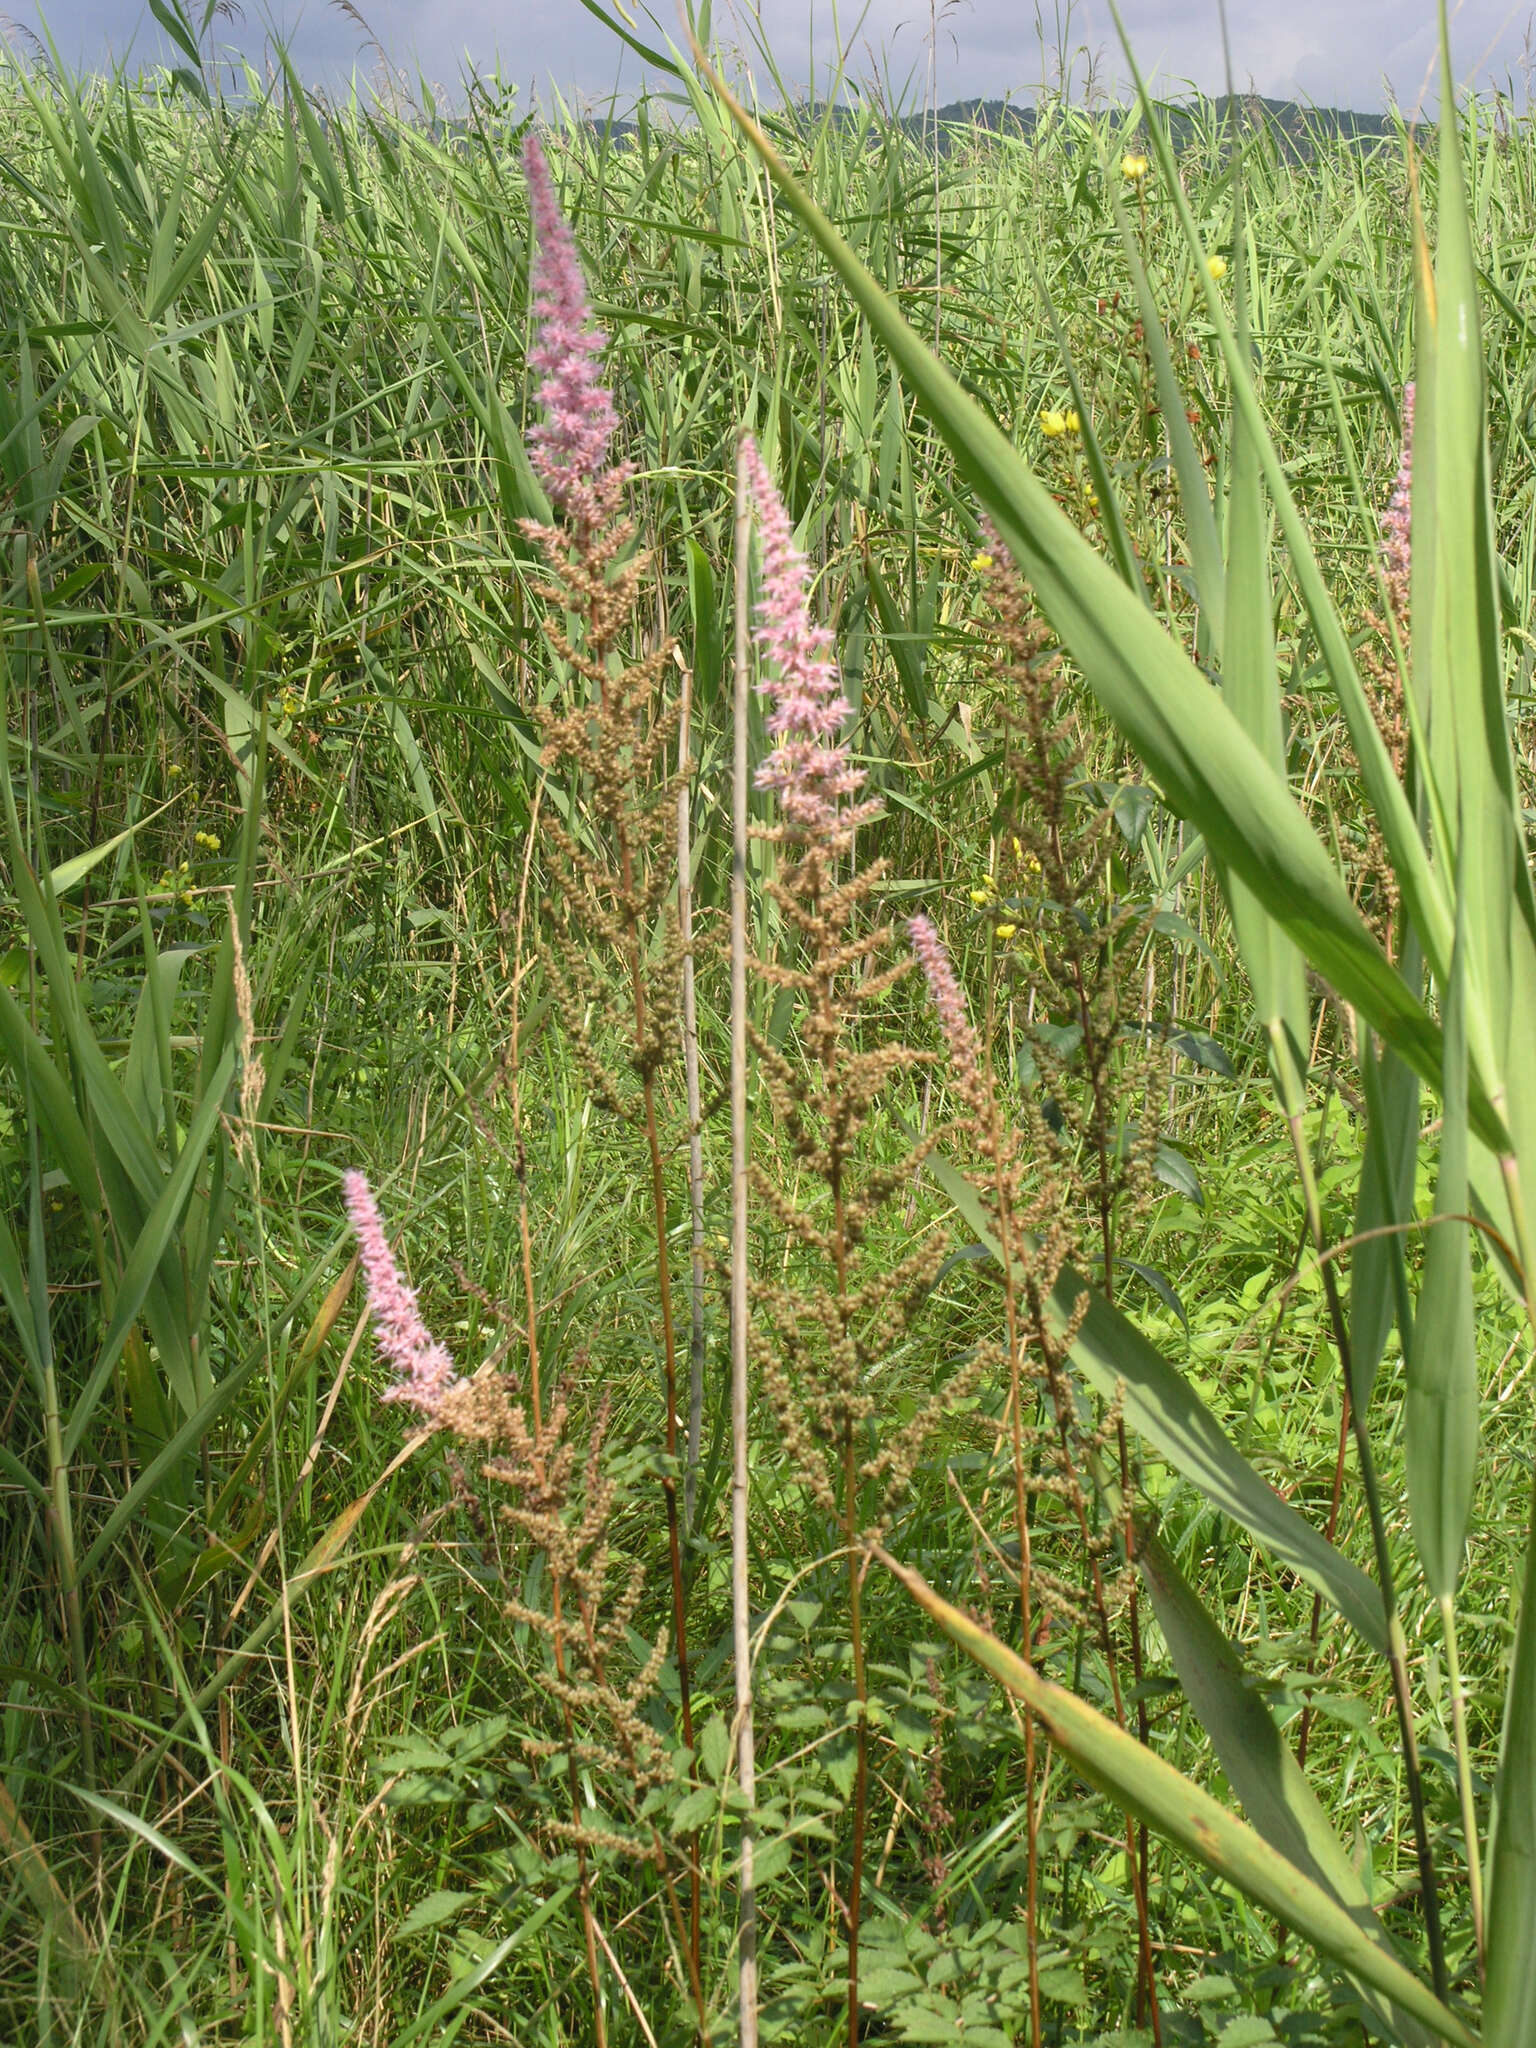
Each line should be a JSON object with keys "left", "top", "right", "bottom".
{"left": 1381, "top": 382, "right": 1414, "bottom": 622}
{"left": 907, "top": 913, "right": 982, "bottom": 1104}
{"left": 343, "top": 1170, "right": 459, "bottom": 1417}
{"left": 521, "top": 133, "right": 630, "bottom": 541}
{"left": 740, "top": 435, "right": 876, "bottom": 845}
{"left": 518, "top": 135, "right": 704, "bottom": 1985}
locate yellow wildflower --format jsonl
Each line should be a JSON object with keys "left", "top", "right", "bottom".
{"left": 970, "top": 552, "right": 994, "bottom": 571}
{"left": 168, "top": 762, "right": 184, "bottom": 779}
{"left": 194, "top": 830, "right": 221, "bottom": 853}
{"left": 994, "top": 923, "right": 1018, "bottom": 942}
{"left": 1065, "top": 408, "right": 1081, "bottom": 434}
{"left": 1121, "top": 153, "right": 1149, "bottom": 181}
{"left": 1206, "top": 254, "right": 1228, "bottom": 281}
{"left": 1039, "top": 409, "right": 1068, "bottom": 438}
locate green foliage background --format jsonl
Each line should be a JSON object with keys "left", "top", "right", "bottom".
{"left": 3, "top": 13, "right": 1535, "bottom": 2043}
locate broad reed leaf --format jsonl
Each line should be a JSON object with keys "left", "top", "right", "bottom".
{"left": 0, "top": 1778, "right": 102, "bottom": 1989}
{"left": 60, "top": 1047, "right": 234, "bottom": 1469}
{"left": 44, "top": 798, "right": 180, "bottom": 897}
{"left": 1405, "top": 909, "right": 1477, "bottom": 1602}
{"left": 1352, "top": 1013, "right": 1421, "bottom": 1407}
{"left": 1107, "top": 179, "right": 1224, "bottom": 644}
{"left": 876, "top": 1545, "right": 1474, "bottom": 2046}
{"left": 1219, "top": 189, "right": 1310, "bottom": 1094}
{"left": 1139, "top": 1534, "right": 1440, "bottom": 2048}
{"left": 1101, "top": 8, "right": 1456, "bottom": 1015}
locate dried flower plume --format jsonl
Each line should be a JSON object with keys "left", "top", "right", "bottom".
{"left": 908, "top": 914, "right": 982, "bottom": 1098}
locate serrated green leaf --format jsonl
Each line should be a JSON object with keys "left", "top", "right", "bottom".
{"left": 398, "top": 1889, "right": 476, "bottom": 1937}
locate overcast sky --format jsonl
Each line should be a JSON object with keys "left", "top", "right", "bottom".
{"left": 9, "top": 0, "right": 1534, "bottom": 115}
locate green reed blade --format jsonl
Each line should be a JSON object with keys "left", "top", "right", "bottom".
{"left": 878, "top": 1546, "right": 1474, "bottom": 2047}
{"left": 1405, "top": 898, "right": 1477, "bottom": 1603}
{"left": 1139, "top": 1532, "right": 1441, "bottom": 2048}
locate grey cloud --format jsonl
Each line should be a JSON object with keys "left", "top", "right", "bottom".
{"left": 7, "top": 0, "right": 1532, "bottom": 110}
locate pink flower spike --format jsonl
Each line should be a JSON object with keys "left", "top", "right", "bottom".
{"left": 741, "top": 435, "right": 869, "bottom": 843}
{"left": 908, "top": 915, "right": 981, "bottom": 1088}
{"left": 343, "top": 1170, "right": 458, "bottom": 1418}
{"left": 521, "top": 134, "right": 629, "bottom": 535}
{"left": 1380, "top": 382, "right": 1413, "bottom": 617}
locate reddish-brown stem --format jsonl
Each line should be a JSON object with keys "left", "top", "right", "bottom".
{"left": 617, "top": 792, "right": 700, "bottom": 1977}
{"left": 843, "top": 1418, "right": 869, "bottom": 2048}
{"left": 512, "top": 793, "right": 605, "bottom": 2047}
{"left": 642, "top": 1069, "right": 701, "bottom": 1968}
{"left": 1296, "top": 1386, "right": 1351, "bottom": 1772}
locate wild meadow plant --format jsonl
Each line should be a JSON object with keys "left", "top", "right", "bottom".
{"left": 738, "top": 433, "right": 989, "bottom": 2045}
{"left": 339, "top": 19, "right": 1535, "bottom": 2046}
{"left": 344, "top": 1171, "right": 710, "bottom": 2045}
{"left": 905, "top": 542, "right": 1179, "bottom": 2042}
{"left": 345, "top": 137, "right": 712, "bottom": 2043}
{"left": 697, "top": 11, "right": 1536, "bottom": 2043}
{"left": 515, "top": 129, "right": 702, "bottom": 1977}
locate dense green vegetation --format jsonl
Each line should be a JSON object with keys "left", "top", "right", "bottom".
{"left": 4, "top": 6, "right": 1536, "bottom": 2042}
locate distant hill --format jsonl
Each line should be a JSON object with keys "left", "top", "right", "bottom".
{"left": 923, "top": 93, "right": 1402, "bottom": 156}
{"left": 468, "top": 90, "right": 1414, "bottom": 161}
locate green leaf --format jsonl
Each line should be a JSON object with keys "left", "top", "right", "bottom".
{"left": 1107, "top": 177, "right": 1224, "bottom": 646}
{"left": 1139, "top": 1534, "right": 1441, "bottom": 2048}
{"left": 1352, "top": 1012, "right": 1420, "bottom": 1406}
{"left": 387, "top": 1884, "right": 577, "bottom": 2047}
{"left": 697, "top": 1713, "right": 732, "bottom": 1786}
{"left": 62, "top": 1048, "right": 234, "bottom": 1472}
{"left": 398, "top": 1889, "right": 476, "bottom": 1938}
{"left": 45, "top": 798, "right": 180, "bottom": 897}
{"left": 572, "top": 0, "right": 683, "bottom": 76}
{"left": 1219, "top": 187, "right": 1310, "bottom": 1095}
{"left": 671, "top": 1785, "right": 719, "bottom": 1833}
{"left": 874, "top": 1545, "right": 1474, "bottom": 2048}
{"left": 1405, "top": 904, "right": 1477, "bottom": 1602}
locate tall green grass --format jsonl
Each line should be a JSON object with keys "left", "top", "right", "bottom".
{"left": 3, "top": 8, "right": 1535, "bottom": 2042}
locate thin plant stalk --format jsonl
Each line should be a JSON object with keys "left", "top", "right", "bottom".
{"left": 1058, "top": 894, "right": 1159, "bottom": 2038}
{"left": 979, "top": 971, "right": 1042, "bottom": 2048}
{"left": 1439, "top": 1594, "right": 1485, "bottom": 1967}
{"left": 730, "top": 436, "right": 760, "bottom": 2048}
{"left": 28, "top": 1110, "right": 97, "bottom": 1819}
{"left": 511, "top": 791, "right": 607, "bottom": 2048}
{"left": 678, "top": 668, "right": 707, "bottom": 1536}
{"left": 634, "top": 1000, "right": 701, "bottom": 1972}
